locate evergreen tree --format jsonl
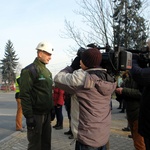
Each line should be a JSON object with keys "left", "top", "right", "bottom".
{"left": 0, "top": 40, "right": 19, "bottom": 89}
{"left": 113, "top": 0, "right": 148, "bottom": 50}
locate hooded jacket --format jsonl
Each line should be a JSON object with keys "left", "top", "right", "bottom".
{"left": 54, "top": 66, "right": 116, "bottom": 147}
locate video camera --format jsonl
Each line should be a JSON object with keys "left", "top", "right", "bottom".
{"left": 78, "top": 43, "right": 150, "bottom": 76}
{"left": 77, "top": 43, "right": 132, "bottom": 76}
{"left": 126, "top": 47, "right": 150, "bottom": 68}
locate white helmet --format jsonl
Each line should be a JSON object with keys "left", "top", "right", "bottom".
{"left": 36, "top": 41, "right": 54, "bottom": 54}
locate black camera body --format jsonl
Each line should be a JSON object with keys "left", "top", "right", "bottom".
{"left": 77, "top": 43, "right": 132, "bottom": 76}
{"left": 101, "top": 47, "right": 132, "bottom": 75}
{"left": 126, "top": 47, "right": 150, "bottom": 68}
{"left": 77, "top": 43, "right": 150, "bottom": 76}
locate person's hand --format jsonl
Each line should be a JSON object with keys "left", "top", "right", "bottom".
{"left": 26, "top": 117, "right": 36, "bottom": 130}
{"left": 70, "top": 56, "right": 81, "bottom": 70}
{"left": 115, "top": 88, "right": 123, "bottom": 95}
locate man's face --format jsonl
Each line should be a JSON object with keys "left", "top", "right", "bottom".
{"left": 38, "top": 50, "right": 52, "bottom": 64}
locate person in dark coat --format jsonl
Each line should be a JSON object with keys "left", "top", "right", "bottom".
{"left": 130, "top": 39, "right": 150, "bottom": 150}
{"left": 115, "top": 70, "right": 146, "bottom": 150}
{"left": 20, "top": 41, "right": 54, "bottom": 150}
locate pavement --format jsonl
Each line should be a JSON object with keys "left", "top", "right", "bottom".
{"left": 0, "top": 99, "right": 135, "bottom": 150}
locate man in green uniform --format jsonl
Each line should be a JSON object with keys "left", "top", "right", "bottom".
{"left": 20, "top": 41, "right": 54, "bottom": 150}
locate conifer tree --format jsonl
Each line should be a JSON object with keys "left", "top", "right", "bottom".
{"left": 0, "top": 40, "right": 19, "bottom": 89}
{"left": 113, "top": 0, "right": 148, "bottom": 50}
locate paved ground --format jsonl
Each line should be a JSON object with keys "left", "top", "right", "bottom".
{"left": 0, "top": 99, "right": 135, "bottom": 150}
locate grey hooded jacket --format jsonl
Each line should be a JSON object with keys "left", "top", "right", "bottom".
{"left": 54, "top": 66, "right": 116, "bottom": 147}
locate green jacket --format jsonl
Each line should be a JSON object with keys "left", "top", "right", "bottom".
{"left": 122, "top": 76, "right": 142, "bottom": 121}
{"left": 20, "top": 57, "right": 54, "bottom": 118}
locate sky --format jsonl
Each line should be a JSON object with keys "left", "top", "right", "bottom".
{"left": 0, "top": 0, "right": 82, "bottom": 76}
{"left": 0, "top": 0, "right": 150, "bottom": 77}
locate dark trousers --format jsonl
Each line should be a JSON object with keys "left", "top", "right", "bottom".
{"left": 144, "top": 137, "right": 150, "bottom": 150}
{"left": 54, "top": 105, "right": 63, "bottom": 126}
{"left": 75, "top": 141, "right": 106, "bottom": 150}
{"left": 27, "top": 114, "right": 51, "bottom": 150}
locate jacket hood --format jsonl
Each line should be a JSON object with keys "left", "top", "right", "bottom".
{"left": 84, "top": 68, "right": 117, "bottom": 96}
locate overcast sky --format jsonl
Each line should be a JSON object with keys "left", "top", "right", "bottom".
{"left": 0, "top": 0, "right": 82, "bottom": 76}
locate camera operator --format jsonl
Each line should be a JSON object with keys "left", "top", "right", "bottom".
{"left": 54, "top": 48, "right": 116, "bottom": 150}
{"left": 130, "top": 39, "right": 150, "bottom": 150}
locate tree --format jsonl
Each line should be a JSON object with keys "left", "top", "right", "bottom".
{"left": 113, "top": 0, "right": 149, "bottom": 50}
{"left": 62, "top": 0, "right": 149, "bottom": 50}
{"left": 0, "top": 40, "right": 19, "bottom": 90}
{"left": 62, "top": 0, "right": 114, "bottom": 49}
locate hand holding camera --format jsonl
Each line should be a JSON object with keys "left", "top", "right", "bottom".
{"left": 70, "top": 47, "right": 87, "bottom": 70}
{"left": 70, "top": 56, "right": 81, "bottom": 70}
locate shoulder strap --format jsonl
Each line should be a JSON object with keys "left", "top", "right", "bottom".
{"left": 25, "top": 63, "right": 38, "bottom": 82}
